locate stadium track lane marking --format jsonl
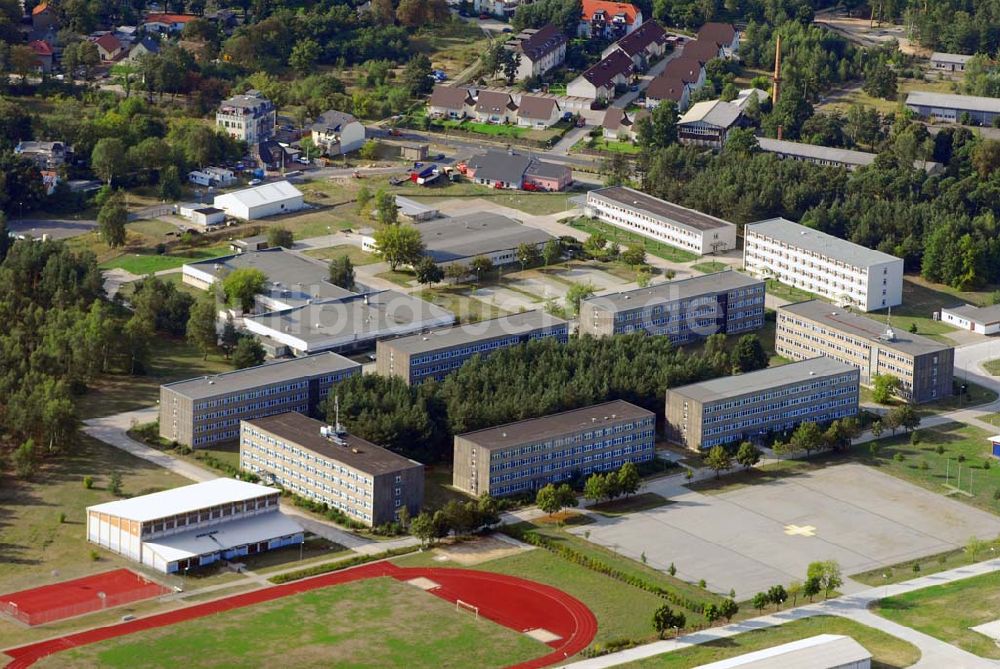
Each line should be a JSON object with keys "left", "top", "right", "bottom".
{"left": 2, "top": 562, "right": 597, "bottom": 669}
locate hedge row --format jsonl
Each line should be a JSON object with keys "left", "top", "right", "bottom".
{"left": 269, "top": 545, "right": 420, "bottom": 584}
{"left": 503, "top": 525, "right": 710, "bottom": 615}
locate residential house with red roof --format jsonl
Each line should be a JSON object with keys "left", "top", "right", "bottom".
{"left": 143, "top": 13, "right": 198, "bottom": 33}
{"left": 696, "top": 22, "right": 740, "bottom": 57}
{"left": 602, "top": 20, "right": 669, "bottom": 69}
{"left": 645, "top": 55, "right": 706, "bottom": 111}
{"left": 29, "top": 40, "right": 53, "bottom": 73}
{"left": 508, "top": 24, "right": 567, "bottom": 81}
{"left": 566, "top": 49, "right": 635, "bottom": 101}
{"left": 579, "top": 0, "right": 642, "bottom": 40}
{"left": 92, "top": 33, "right": 124, "bottom": 61}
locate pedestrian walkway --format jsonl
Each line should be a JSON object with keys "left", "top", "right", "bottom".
{"left": 564, "top": 558, "right": 1000, "bottom": 668}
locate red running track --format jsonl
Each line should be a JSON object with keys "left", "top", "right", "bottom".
{"left": 2, "top": 562, "right": 596, "bottom": 669}
{"left": 0, "top": 569, "right": 169, "bottom": 626}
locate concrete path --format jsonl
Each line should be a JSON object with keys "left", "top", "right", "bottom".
{"left": 83, "top": 409, "right": 216, "bottom": 483}
{"left": 565, "top": 557, "right": 1000, "bottom": 668}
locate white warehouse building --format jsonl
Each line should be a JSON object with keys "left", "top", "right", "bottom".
{"left": 743, "top": 218, "right": 903, "bottom": 312}
{"left": 213, "top": 180, "right": 304, "bottom": 221}
{"left": 940, "top": 304, "right": 1000, "bottom": 335}
{"left": 584, "top": 186, "right": 737, "bottom": 255}
{"left": 86, "top": 478, "right": 303, "bottom": 574}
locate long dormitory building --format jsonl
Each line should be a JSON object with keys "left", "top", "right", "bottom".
{"left": 159, "top": 353, "right": 361, "bottom": 448}
{"left": 240, "top": 412, "right": 423, "bottom": 527}
{"left": 584, "top": 186, "right": 738, "bottom": 256}
{"left": 775, "top": 300, "right": 955, "bottom": 404}
{"left": 743, "top": 218, "right": 903, "bottom": 312}
{"left": 453, "top": 400, "right": 656, "bottom": 498}
{"left": 578, "top": 271, "right": 765, "bottom": 343}
{"left": 375, "top": 311, "right": 569, "bottom": 384}
{"left": 664, "top": 357, "right": 860, "bottom": 451}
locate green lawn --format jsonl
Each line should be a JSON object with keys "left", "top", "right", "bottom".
{"left": 303, "top": 244, "right": 379, "bottom": 265}
{"left": 576, "top": 136, "right": 642, "bottom": 154}
{"left": 423, "top": 465, "right": 472, "bottom": 511}
{"left": 851, "top": 547, "right": 970, "bottom": 586}
{"left": 589, "top": 492, "right": 670, "bottom": 516}
{"left": 567, "top": 217, "right": 699, "bottom": 263}
{"left": 868, "top": 276, "right": 972, "bottom": 342}
{"left": 75, "top": 337, "right": 234, "bottom": 419}
{"left": 412, "top": 184, "right": 575, "bottom": 216}
{"left": 416, "top": 287, "right": 511, "bottom": 324}
{"left": 99, "top": 244, "right": 232, "bottom": 275}
{"left": 691, "top": 261, "right": 729, "bottom": 274}
{"left": 876, "top": 570, "right": 1000, "bottom": 660}
{"left": 0, "top": 437, "right": 200, "bottom": 650}
{"left": 865, "top": 422, "right": 1000, "bottom": 515}
{"left": 511, "top": 518, "right": 722, "bottom": 621}
{"left": 984, "top": 359, "right": 1000, "bottom": 376}
{"left": 439, "top": 118, "right": 529, "bottom": 138}
{"left": 916, "top": 380, "right": 997, "bottom": 416}
{"left": 622, "top": 616, "right": 920, "bottom": 668}
{"left": 763, "top": 278, "right": 818, "bottom": 304}
{"left": 38, "top": 578, "right": 545, "bottom": 669}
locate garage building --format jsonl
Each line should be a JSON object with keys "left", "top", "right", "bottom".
{"left": 86, "top": 478, "right": 303, "bottom": 574}
{"left": 940, "top": 303, "right": 1000, "bottom": 335}
{"left": 213, "top": 180, "right": 304, "bottom": 220}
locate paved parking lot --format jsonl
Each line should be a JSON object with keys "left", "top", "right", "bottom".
{"left": 570, "top": 463, "right": 1000, "bottom": 599}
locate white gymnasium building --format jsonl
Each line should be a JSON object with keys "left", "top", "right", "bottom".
{"left": 743, "top": 217, "right": 903, "bottom": 312}
{"left": 86, "top": 478, "right": 303, "bottom": 574}
{"left": 213, "top": 180, "right": 304, "bottom": 221}
{"left": 584, "top": 186, "right": 737, "bottom": 255}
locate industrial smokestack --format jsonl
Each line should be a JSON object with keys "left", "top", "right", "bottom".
{"left": 772, "top": 33, "right": 782, "bottom": 107}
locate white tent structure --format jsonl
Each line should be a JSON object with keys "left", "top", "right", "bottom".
{"left": 213, "top": 180, "right": 304, "bottom": 220}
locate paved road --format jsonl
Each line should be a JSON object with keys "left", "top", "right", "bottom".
{"left": 566, "top": 556, "right": 1000, "bottom": 668}
{"left": 611, "top": 46, "right": 683, "bottom": 109}
{"left": 8, "top": 218, "right": 97, "bottom": 240}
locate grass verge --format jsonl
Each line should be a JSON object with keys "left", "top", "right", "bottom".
{"left": 589, "top": 493, "right": 670, "bottom": 516}
{"left": 622, "top": 615, "right": 920, "bottom": 668}
{"left": 567, "top": 217, "right": 699, "bottom": 263}
{"left": 876, "top": 570, "right": 1000, "bottom": 660}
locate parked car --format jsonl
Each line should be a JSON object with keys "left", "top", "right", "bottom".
{"left": 630, "top": 84, "right": 639, "bottom": 92}
{"left": 249, "top": 178, "right": 262, "bottom": 185}
{"left": 479, "top": 12, "right": 490, "bottom": 19}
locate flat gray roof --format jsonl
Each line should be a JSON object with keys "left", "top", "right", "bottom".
{"left": 418, "top": 213, "right": 554, "bottom": 264}
{"left": 906, "top": 90, "right": 1000, "bottom": 114}
{"left": 930, "top": 52, "right": 975, "bottom": 64}
{"left": 245, "top": 412, "right": 422, "bottom": 476}
{"left": 184, "top": 247, "right": 355, "bottom": 306}
{"left": 457, "top": 400, "right": 653, "bottom": 450}
{"left": 161, "top": 352, "right": 360, "bottom": 400}
{"left": 246, "top": 290, "right": 455, "bottom": 344}
{"left": 746, "top": 218, "right": 901, "bottom": 268}
{"left": 583, "top": 270, "right": 761, "bottom": 313}
{"left": 588, "top": 186, "right": 735, "bottom": 233}
{"left": 378, "top": 310, "right": 566, "bottom": 356}
{"left": 669, "top": 356, "right": 857, "bottom": 404}
{"left": 780, "top": 300, "right": 953, "bottom": 357}
{"left": 942, "top": 303, "right": 1000, "bottom": 326}
{"left": 757, "top": 137, "right": 942, "bottom": 173}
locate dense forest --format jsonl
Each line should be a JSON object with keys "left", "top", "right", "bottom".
{"left": 638, "top": 119, "right": 1000, "bottom": 290}
{"left": 327, "top": 333, "right": 769, "bottom": 463}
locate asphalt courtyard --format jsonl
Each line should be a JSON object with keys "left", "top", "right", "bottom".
{"left": 570, "top": 463, "right": 1000, "bottom": 599}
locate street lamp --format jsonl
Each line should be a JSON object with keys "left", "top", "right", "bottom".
{"left": 882, "top": 572, "right": 889, "bottom": 598}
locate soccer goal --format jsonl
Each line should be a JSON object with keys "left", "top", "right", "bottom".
{"left": 455, "top": 599, "right": 480, "bottom": 621}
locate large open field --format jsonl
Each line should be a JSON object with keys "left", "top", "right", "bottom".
{"left": 622, "top": 615, "right": 920, "bottom": 668}
{"left": 75, "top": 336, "right": 233, "bottom": 419}
{"left": 876, "top": 570, "right": 1000, "bottom": 660}
{"left": 34, "top": 577, "right": 544, "bottom": 669}
{"left": 394, "top": 544, "right": 669, "bottom": 651}
{"left": 0, "top": 437, "right": 197, "bottom": 649}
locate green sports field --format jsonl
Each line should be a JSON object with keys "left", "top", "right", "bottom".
{"left": 38, "top": 578, "right": 544, "bottom": 669}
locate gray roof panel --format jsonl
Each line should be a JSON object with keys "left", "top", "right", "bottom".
{"left": 669, "top": 356, "right": 857, "bottom": 404}
{"left": 583, "top": 270, "right": 762, "bottom": 313}
{"left": 588, "top": 186, "right": 735, "bottom": 232}
{"left": 745, "top": 218, "right": 902, "bottom": 268}
{"left": 378, "top": 310, "right": 566, "bottom": 355}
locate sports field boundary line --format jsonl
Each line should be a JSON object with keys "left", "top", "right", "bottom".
{"left": 3, "top": 559, "right": 596, "bottom": 669}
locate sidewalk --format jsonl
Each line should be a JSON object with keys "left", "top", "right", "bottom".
{"left": 565, "top": 557, "right": 1000, "bottom": 668}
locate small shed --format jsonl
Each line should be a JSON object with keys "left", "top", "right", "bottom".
{"left": 192, "top": 207, "right": 225, "bottom": 227}
{"left": 400, "top": 143, "right": 429, "bottom": 161}
{"left": 990, "top": 435, "right": 1000, "bottom": 459}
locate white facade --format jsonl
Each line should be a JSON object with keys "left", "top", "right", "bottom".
{"left": 743, "top": 218, "right": 904, "bottom": 312}
{"left": 940, "top": 305, "right": 1000, "bottom": 335}
{"left": 215, "top": 90, "right": 276, "bottom": 144}
{"left": 86, "top": 479, "right": 301, "bottom": 573}
{"left": 213, "top": 180, "right": 304, "bottom": 220}
{"left": 585, "top": 187, "right": 736, "bottom": 255}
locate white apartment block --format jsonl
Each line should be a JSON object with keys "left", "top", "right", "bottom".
{"left": 743, "top": 218, "right": 903, "bottom": 312}
{"left": 584, "top": 186, "right": 737, "bottom": 255}
{"left": 216, "top": 90, "right": 276, "bottom": 144}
